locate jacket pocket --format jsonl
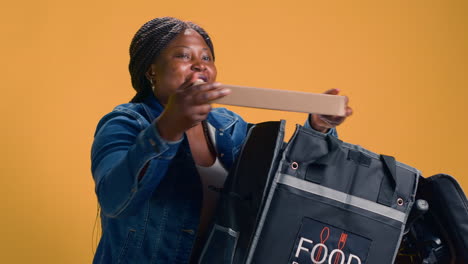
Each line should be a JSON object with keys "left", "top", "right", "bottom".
{"left": 198, "top": 224, "right": 239, "bottom": 264}
{"left": 117, "top": 229, "right": 135, "bottom": 264}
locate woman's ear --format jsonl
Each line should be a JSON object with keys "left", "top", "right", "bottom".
{"left": 145, "top": 64, "right": 156, "bottom": 80}
{"left": 146, "top": 64, "right": 157, "bottom": 92}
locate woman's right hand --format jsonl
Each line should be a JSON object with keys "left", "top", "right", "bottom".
{"left": 155, "top": 76, "right": 231, "bottom": 141}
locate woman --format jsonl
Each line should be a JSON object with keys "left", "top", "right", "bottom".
{"left": 91, "top": 17, "right": 352, "bottom": 264}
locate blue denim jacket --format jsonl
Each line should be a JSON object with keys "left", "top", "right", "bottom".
{"left": 91, "top": 93, "right": 336, "bottom": 264}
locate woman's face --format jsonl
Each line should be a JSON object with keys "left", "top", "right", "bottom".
{"left": 149, "top": 29, "right": 217, "bottom": 105}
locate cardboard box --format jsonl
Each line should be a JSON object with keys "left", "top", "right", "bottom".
{"left": 215, "top": 85, "right": 346, "bottom": 116}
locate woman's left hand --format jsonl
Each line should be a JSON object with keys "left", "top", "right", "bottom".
{"left": 309, "top": 88, "right": 353, "bottom": 133}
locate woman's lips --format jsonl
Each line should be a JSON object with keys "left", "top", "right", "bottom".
{"left": 197, "top": 75, "right": 208, "bottom": 82}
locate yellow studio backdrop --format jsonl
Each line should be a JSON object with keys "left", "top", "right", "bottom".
{"left": 1, "top": 0, "right": 467, "bottom": 263}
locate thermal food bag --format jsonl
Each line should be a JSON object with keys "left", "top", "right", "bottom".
{"left": 199, "top": 121, "right": 419, "bottom": 264}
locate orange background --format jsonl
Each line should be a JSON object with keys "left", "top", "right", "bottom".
{"left": 1, "top": 0, "right": 467, "bottom": 263}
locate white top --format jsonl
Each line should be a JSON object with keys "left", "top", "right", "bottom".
{"left": 195, "top": 123, "right": 228, "bottom": 237}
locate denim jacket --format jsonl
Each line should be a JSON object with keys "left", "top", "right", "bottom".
{"left": 91, "top": 93, "right": 336, "bottom": 264}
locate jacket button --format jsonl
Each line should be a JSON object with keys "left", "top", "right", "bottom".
{"left": 219, "top": 153, "right": 224, "bottom": 157}
{"left": 149, "top": 138, "right": 156, "bottom": 146}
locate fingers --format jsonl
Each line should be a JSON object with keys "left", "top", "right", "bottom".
{"left": 324, "top": 88, "right": 340, "bottom": 95}
{"left": 193, "top": 87, "right": 231, "bottom": 104}
{"left": 185, "top": 80, "right": 230, "bottom": 104}
{"left": 173, "top": 81, "right": 229, "bottom": 121}
{"left": 180, "top": 74, "right": 232, "bottom": 104}
{"left": 318, "top": 114, "right": 344, "bottom": 127}
{"left": 345, "top": 106, "right": 353, "bottom": 117}
{"left": 174, "top": 80, "right": 230, "bottom": 104}
{"left": 307, "top": 89, "right": 353, "bottom": 132}
{"left": 180, "top": 79, "right": 220, "bottom": 93}
{"left": 323, "top": 88, "right": 352, "bottom": 117}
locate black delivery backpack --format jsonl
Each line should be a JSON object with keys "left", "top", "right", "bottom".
{"left": 199, "top": 121, "right": 422, "bottom": 264}
{"left": 396, "top": 174, "right": 468, "bottom": 264}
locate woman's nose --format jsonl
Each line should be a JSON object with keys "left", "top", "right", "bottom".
{"left": 191, "top": 59, "right": 206, "bottom": 72}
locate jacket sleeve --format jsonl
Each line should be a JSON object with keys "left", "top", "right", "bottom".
{"left": 91, "top": 109, "right": 182, "bottom": 218}
{"left": 304, "top": 114, "right": 338, "bottom": 137}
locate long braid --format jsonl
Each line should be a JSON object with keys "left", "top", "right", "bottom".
{"left": 128, "top": 17, "right": 215, "bottom": 103}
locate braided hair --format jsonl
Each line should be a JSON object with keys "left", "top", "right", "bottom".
{"left": 128, "top": 17, "right": 215, "bottom": 102}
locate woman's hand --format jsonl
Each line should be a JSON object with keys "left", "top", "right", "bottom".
{"left": 156, "top": 75, "right": 231, "bottom": 141}
{"left": 310, "top": 88, "right": 353, "bottom": 133}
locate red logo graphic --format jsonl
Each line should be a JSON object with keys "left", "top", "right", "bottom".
{"left": 334, "top": 233, "right": 348, "bottom": 264}
{"left": 314, "top": 227, "right": 330, "bottom": 262}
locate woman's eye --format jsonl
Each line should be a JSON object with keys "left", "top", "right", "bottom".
{"left": 176, "top": 53, "right": 190, "bottom": 59}
{"left": 202, "top": 55, "right": 212, "bottom": 61}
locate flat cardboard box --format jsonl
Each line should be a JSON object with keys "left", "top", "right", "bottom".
{"left": 214, "top": 85, "right": 346, "bottom": 116}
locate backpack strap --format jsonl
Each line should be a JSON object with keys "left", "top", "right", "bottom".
{"left": 378, "top": 155, "right": 400, "bottom": 207}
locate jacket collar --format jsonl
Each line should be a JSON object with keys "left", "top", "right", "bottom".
{"left": 143, "top": 93, "right": 165, "bottom": 117}
{"left": 207, "top": 110, "right": 237, "bottom": 131}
